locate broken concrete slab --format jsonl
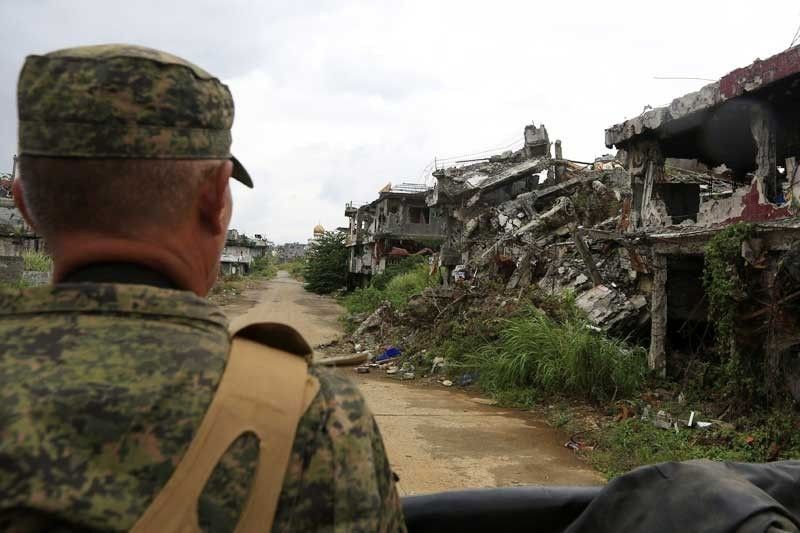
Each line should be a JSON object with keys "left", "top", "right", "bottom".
{"left": 575, "top": 284, "right": 648, "bottom": 332}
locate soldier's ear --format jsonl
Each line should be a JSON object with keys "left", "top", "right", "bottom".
{"left": 197, "top": 160, "right": 233, "bottom": 236}
{"left": 12, "top": 178, "right": 38, "bottom": 232}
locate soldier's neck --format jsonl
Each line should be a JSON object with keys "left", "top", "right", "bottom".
{"left": 48, "top": 232, "right": 215, "bottom": 297}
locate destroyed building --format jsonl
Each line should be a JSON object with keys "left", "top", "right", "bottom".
{"left": 0, "top": 197, "right": 44, "bottom": 257}
{"left": 603, "top": 44, "right": 800, "bottom": 380}
{"left": 220, "top": 229, "right": 271, "bottom": 275}
{"left": 345, "top": 183, "right": 446, "bottom": 287}
{"left": 346, "top": 48, "right": 800, "bottom": 403}
{"left": 275, "top": 242, "right": 307, "bottom": 262}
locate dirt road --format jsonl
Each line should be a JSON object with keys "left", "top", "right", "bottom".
{"left": 225, "top": 271, "right": 343, "bottom": 347}
{"left": 220, "top": 271, "right": 604, "bottom": 495}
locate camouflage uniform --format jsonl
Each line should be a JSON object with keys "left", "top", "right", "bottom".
{"left": 2, "top": 45, "right": 406, "bottom": 532}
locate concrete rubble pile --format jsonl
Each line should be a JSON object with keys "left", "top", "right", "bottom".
{"left": 426, "top": 122, "right": 651, "bottom": 336}
{"left": 345, "top": 45, "right": 800, "bottom": 399}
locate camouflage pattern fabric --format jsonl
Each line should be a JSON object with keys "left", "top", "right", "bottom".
{"left": 17, "top": 44, "right": 252, "bottom": 187}
{"left": 0, "top": 283, "right": 405, "bottom": 532}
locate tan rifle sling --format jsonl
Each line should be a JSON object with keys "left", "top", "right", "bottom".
{"left": 131, "top": 334, "right": 320, "bottom": 533}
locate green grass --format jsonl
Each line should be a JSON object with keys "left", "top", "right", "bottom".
{"left": 370, "top": 256, "right": 426, "bottom": 290}
{"left": 591, "top": 410, "right": 800, "bottom": 479}
{"left": 209, "top": 274, "right": 245, "bottom": 301}
{"left": 0, "top": 279, "right": 30, "bottom": 290}
{"left": 341, "top": 286, "right": 385, "bottom": 315}
{"left": 22, "top": 251, "right": 52, "bottom": 272}
{"left": 249, "top": 256, "right": 278, "bottom": 279}
{"left": 342, "top": 262, "right": 434, "bottom": 315}
{"left": 466, "top": 305, "right": 647, "bottom": 402}
{"left": 280, "top": 259, "right": 305, "bottom": 281}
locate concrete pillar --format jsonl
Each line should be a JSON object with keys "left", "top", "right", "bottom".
{"left": 750, "top": 105, "right": 778, "bottom": 202}
{"left": 627, "top": 140, "right": 664, "bottom": 229}
{"left": 554, "top": 140, "right": 566, "bottom": 181}
{"left": 649, "top": 253, "right": 668, "bottom": 377}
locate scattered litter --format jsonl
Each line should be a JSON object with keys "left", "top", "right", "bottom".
{"left": 402, "top": 372, "right": 416, "bottom": 380}
{"left": 376, "top": 346, "right": 402, "bottom": 362}
{"left": 653, "top": 410, "right": 675, "bottom": 430}
{"left": 354, "top": 366, "right": 370, "bottom": 374}
{"left": 643, "top": 405, "right": 714, "bottom": 431}
{"left": 353, "top": 343, "right": 362, "bottom": 352}
{"left": 431, "top": 357, "right": 446, "bottom": 373}
{"left": 458, "top": 373, "right": 476, "bottom": 387}
{"left": 564, "top": 433, "right": 593, "bottom": 452}
{"left": 442, "top": 380, "right": 454, "bottom": 387}
{"left": 386, "top": 366, "right": 399, "bottom": 375}
{"left": 399, "top": 362, "right": 415, "bottom": 373}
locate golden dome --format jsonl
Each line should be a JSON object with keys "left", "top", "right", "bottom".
{"left": 313, "top": 224, "right": 325, "bottom": 235}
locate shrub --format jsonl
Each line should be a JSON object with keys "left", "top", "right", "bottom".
{"left": 371, "top": 256, "right": 426, "bottom": 290}
{"left": 22, "top": 251, "right": 52, "bottom": 272}
{"left": 303, "top": 231, "right": 348, "bottom": 294}
{"left": 341, "top": 260, "right": 433, "bottom": 316}
{"left": 342, "top": 286, "right": 386, "bottom": 315}
{"left": 469, "top": 305, "right": 646, "bottom": 402}
{"left": 703, "top": 222, "right": 755, "bottom": 346}
{"left": 383, "top": 263, "right": 433, "bottom": 310}
{"left": 249, "top": 255, "right": 277, "bottom": 279}
{"left": 281, "top": 259, "right": 305, "bottom": 280}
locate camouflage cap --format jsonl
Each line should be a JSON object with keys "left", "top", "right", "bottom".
{"left": 17, "top": 44, "right": 253, "bottom": 188}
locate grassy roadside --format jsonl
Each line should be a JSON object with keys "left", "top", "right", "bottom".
{"left": 339, "top": 260, "right": 800, "bottom": 480}
{"left": 280, "top": 259, "right": 305, "bottom": 281}
{"left": 208, "top": 256, "right": 279, "bottom": 305}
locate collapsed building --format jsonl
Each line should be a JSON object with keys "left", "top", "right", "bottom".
{"left": 344, "top": 183, "right": 446, "bottom": 287}
{"left": 346, "top": 47, "right": 800, "bottom": 402}
{"left": 413, "top": 47, "right": 800, "bottom": 390}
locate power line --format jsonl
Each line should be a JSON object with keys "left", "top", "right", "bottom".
{"left": 436, "top": 136, "right": 523, "bottom": 163}
{"left": 791, "top": 20, "right": 800, "bottom": 48}
{"left": 435, "top": 128, "right": 525, "bottom": 163}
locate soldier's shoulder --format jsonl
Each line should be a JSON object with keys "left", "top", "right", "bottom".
{"left": 310, "top": 366, "right": 369, "bottom": 404}
{"left": 0, "top": 283, "right": 227, "bottom": 326}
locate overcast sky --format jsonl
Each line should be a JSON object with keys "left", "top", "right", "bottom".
{"left": 2, "top": 1, "right": 798, "bottom": 243}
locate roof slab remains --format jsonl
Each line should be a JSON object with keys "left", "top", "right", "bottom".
{"left": 605, "top": 45, "right": 800, "bottom": 160}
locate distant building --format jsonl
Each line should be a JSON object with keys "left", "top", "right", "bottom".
{"left": 0, "top": 197, "right": 44, "bottom": 256}
{"left": 276, "top": 242, "right": 307, "bottom": 262}
{"left": 220, "top": 230, "right": 272, "bottom": 276}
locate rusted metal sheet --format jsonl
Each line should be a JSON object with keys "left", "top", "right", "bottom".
{"left": 720, "top": 45, "right": 800, "bottom": 99}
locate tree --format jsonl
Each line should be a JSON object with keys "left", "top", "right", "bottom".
{"left": 303, "top": 231, "right": 348, "bottom": 294}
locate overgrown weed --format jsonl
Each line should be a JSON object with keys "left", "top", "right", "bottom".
{"left": 466, "top": 304, "right": 646, "bottom": 402}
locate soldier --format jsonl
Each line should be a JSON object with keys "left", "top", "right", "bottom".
{"left": 0, "top": 44, "right": 406, "bottom": 532}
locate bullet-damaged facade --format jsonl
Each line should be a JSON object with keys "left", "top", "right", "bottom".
{"left": 604, "top": 44, "right": 800, "bottom": 387}
{"left": 345, "top": 183, "right": 446, "bottom": 287}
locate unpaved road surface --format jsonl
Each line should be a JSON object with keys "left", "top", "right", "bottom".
{"left": 352, "top": 375, "right": 604, "bottom": 495}
{"left": 220, "top": 271, "right": 604, "bottom": 495}
{"left": 224, "top": 271, "right": 343, "bottom": 347}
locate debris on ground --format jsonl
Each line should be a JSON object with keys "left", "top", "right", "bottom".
{"left": 376, "top": 346, "right": 402, "bottom": 362}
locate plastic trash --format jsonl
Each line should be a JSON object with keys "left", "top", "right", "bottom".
{"left": 376, "top": 346, "right": 402, "bottom": 362}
